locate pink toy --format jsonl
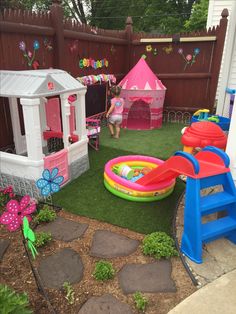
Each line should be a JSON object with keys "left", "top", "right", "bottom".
{"left": 0, "top": 195, "right": 36, "bottom": 231}
{"left": 118, "top": 58, "right": 166, "bottom": 130}
{"left": 181, "top": 121, "right": 227, "bottom": 154}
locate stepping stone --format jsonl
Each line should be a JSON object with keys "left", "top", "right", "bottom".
{"left": 38, "top": 248, "right": 83, "bottom": 288}
{"left": 118, "top": 261, "right": 176, "bottom": 294}
{"left": 90, "top": 230, "right": 139, "bottom": 258}
{"left": 36, "top": 217, "right": 88, "bottom": 242}
{"left": 0, "top": 239, "right": 10, "bottom": 261}
{"left": 78, "top": 294, "right": 133, "bottom": 314}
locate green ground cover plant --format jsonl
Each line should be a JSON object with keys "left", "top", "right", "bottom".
{"left": 33, "top": 205, "right": 56, "bottom": 224}
{"left": 133, "top": 291, "right": 148, "bottom": 312}
{"left": 93, "top": 261, "right": 115, "bottom": 281}
{"left": 0, "top": 284, "right": 32, "bottom": 314}
{"left": 142, "top": 231, "right": 178, "bottom": 259}
{"left": 63, "top": 282, "right": 75, "bottom": 305}
{"left": 34, "top": 231, "right": 52, "bottom": 248}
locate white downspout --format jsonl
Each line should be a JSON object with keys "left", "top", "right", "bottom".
{"left": 216, "top": 1, "right": 236, "bottom": 115}
{"left": 226, "top": 96, "right": 236, "bottom": 184}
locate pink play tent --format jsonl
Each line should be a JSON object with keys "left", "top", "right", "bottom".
{"left": 119, "top": 57, "right": 166, "bottom": 130}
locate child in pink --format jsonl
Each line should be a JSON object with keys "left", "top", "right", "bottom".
{"left": 106, "top": 86, "right": 124, "bottom": 138}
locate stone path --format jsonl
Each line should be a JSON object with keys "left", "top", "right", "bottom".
{"left": 78, "top": 294, "right": 133, "bottom": 314}
{"left": 34, "top": 216, "right": 177, "bottom": 309}
{"left": 36, "top": 217, "right": 88, "bottom": 242}
{"left": 118, "top": 261, "right": 176, "bottom": 294}
{"left": 0, "top": 239, "right": 10, "bottom": 261}
{"left": 90, "top": 230, "right": 139, "bottom": 258}
{"left": 38, "top": 248, "right": 84, "bottom": 288}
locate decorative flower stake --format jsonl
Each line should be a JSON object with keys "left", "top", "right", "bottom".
{"left": 19, "top": 40, "right": 40, "bottom": 68}
{"left": 36, "top": 167, "right": 64, "bottom": 197}
{"left": 0, "top": 195, "right": 36, "bottom": 232}
{"left": 178, "top": 48, "right": 200, "bottom": 70}
{"left": 145, "top": 45, "right": 158, "bottom": 57}
{"left": 23, "top": 217, "right": 38, "bottom": 259}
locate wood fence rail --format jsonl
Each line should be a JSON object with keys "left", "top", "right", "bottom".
{"left": 0, "top": 1, "right": 229, "bottom": 149}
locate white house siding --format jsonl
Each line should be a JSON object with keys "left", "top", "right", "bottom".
{"left": 207, "top": 0, "right": 236, "bottom": 116}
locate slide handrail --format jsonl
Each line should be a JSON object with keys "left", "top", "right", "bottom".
{"left": 174, "top": 151, "right": 200, "bottom": 174}
{"left": 202, "top": 146, "right": 230, "bottom": 167}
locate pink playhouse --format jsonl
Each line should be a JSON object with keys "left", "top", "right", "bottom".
{"left": 119, "top": 58, "right": 166, "bottom": 130}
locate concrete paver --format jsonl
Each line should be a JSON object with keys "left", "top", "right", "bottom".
{"left": 168, "top": 269, "right": 236, "bottom": 314}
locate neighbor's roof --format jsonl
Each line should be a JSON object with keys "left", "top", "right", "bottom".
{"left": 0, "top": 69, "right": 86, "bottom": 98}
{"left": 119, "top": 58, "right": 166, "bottom": 91}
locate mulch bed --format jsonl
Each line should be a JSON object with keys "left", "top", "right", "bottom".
{"left": 0, "top": 209, "right": 196, "bottom": 314}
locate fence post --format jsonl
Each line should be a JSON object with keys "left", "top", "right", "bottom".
{"left": 209, "top": 9, "right": 229, "bottom": 111}
{"left": 50, "top": 0, "right": 65, "bottom": 69}
{"left": 125, "top": 16, "right": 133, "bottom": 74}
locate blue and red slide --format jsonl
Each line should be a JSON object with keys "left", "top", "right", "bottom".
{"left": 137, "top": 146, "right": 236, "bottom": 264}
{"left": 136, "top": 146, "right": 230, "bottom": 185}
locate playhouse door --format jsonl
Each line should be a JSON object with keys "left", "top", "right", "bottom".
{"left": 44, "top": 148, "right": 69, "bottom": 184}
{"left": 127, "top": 100, "right": 151, "bottom": 130}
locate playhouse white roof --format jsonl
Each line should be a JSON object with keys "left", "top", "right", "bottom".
{"left": 0, "top": 69, "right": 86, "bottom": 98}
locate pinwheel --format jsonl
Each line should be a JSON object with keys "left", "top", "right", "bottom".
{"left": 36, "top": 167, "right": 64, "bottom": 197}
{"left": 23, "top": 217, "right": 38, "bottom": 259}
{"left": 0, "top": 195, "right": 36, "bottom": 232}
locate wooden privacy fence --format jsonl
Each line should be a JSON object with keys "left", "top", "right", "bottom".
{"left": 0, "top": 1, "right": 228, "bottom": 114}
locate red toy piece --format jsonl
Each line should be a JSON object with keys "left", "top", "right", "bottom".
{"left": 181, "top": 121, "right": 227, "bottom": 154}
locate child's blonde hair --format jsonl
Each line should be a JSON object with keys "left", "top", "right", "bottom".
{"left": 111, "top": 85, "right": 122, "bottom": 97}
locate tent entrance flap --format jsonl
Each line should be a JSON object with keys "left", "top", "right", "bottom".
{"left": 127, "top": 100, "right": 151, "bottom": 130}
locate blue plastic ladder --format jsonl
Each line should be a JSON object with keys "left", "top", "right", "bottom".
{"left": 181, "top": 148, "right": 236, "bottom": 263}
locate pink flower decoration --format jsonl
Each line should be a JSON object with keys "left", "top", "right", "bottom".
{"left": 0, "top": 195, "right": 36, "bottom": 232}
{"left": 19, "top": 41, "right": 26, "bottom": 51}
{"left": 178, "top": 48, "right": 183, "bottom": 54}
{"left": 186, "top": 54, "right": 192, "bottom": 61}
{"left": 28, "top": 51, "right": 32, "bottom": 58}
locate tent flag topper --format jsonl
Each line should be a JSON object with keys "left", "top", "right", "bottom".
{"left": 36, "top": 167, "right": 64, "bottom": 197}
{"left": 23, "top": 217, "right": 38, "bottom": 259}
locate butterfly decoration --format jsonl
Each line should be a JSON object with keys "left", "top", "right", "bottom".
{"left": 36, "top": 167, "right": 64, "bottom": 197}
{"left": 44, "top": 38, "right": 53, "bottom": 51}
{"left": 163, "top": 44, "right": 173, "bottom": 54}
{"left": 23, "top": 217, "right": 38, "bottom": 259}
{"left": 69, "top": 40, "right": 79, "bottom": 54}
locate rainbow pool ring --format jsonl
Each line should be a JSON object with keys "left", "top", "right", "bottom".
{"left": 104, "top": 155, "right": 175, "bottom": 202}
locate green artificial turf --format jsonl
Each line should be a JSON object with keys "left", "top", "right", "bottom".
{"left": 100, "top": 122, "right": 186, "bottom": 159}
{"left": 54, "top": 123, "right": 186, "bottom": 235}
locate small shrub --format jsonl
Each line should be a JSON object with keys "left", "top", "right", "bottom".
{"left": 142, "top": 232, "right": 178, "bottom": 259}
{"left": 93, "top": 260, "right": 115, "bottom": 281}
{"left": 63, "top": 282, "right": 75, "bottom": 305}
{"left": 34, "top": 232, "right": 52, "bottom": 248}
{"left": 33, "top": 205, "right": 56, "bottom": 224}
{"left": 0, "top": 186, "right": 15, "bottom": 210}
{"left": 0, "top": 284, "right": 32, "bottom": 314}
{"left": 133, "top": 292, "right": 148, "bottom": 312}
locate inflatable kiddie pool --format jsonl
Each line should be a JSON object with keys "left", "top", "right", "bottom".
{"left": 104, "top": 155, "right": 175, "bottom": 202}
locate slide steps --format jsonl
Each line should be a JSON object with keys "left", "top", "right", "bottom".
{"left": 180, "top": 147, "right": 236, "bottom": 263}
